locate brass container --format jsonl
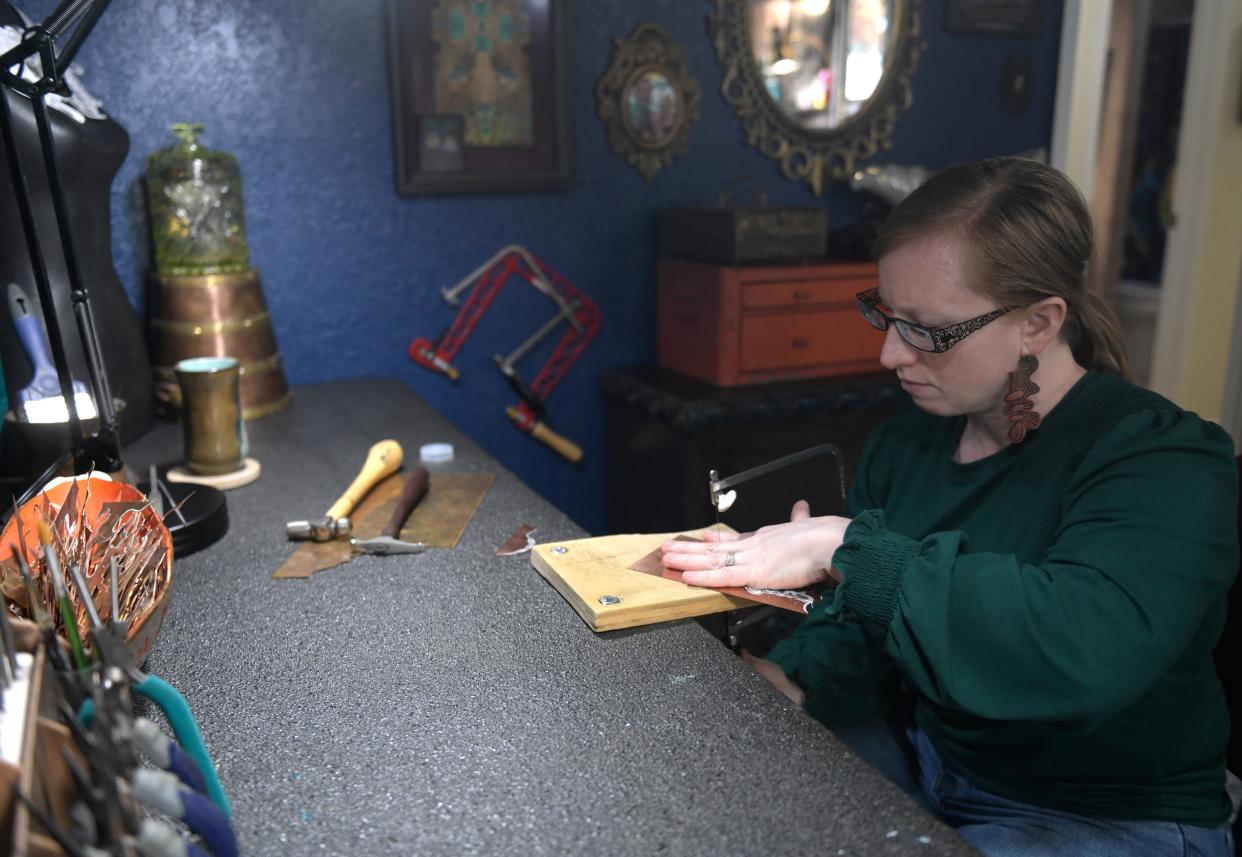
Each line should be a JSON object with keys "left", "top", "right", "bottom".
{"left": 150, "top": 268, "right": 291, "bottom": 419}
{"left": 175, "top": 357, "right": 245, "bottom": 475}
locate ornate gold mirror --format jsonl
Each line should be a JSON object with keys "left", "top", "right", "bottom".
{"left": 597, "top": 22, "right": 701, "bottom": 180}
{"left": 710, "top": 0, "right": 924, "bottom": 194}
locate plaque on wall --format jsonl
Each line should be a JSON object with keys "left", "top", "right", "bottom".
{"left": 946, "top": 0, "right": 1041, "bottom": 38}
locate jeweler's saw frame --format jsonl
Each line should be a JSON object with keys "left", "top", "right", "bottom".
{"left": 408, "top": 245, "right": 601, "bottom": 463}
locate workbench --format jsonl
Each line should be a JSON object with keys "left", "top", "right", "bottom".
{"left": 124, "top": 378, "right": 978, "bottom": 856}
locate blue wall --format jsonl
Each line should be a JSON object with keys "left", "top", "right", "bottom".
{"left": 23, "top": 0, "right": 1063, "bottom": 534}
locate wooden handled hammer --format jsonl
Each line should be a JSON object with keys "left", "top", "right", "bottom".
{"left": 286, "top": 440, "right": 404, "bottom": 541}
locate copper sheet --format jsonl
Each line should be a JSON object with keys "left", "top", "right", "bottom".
{"left": 272, "top": 538, "right": 352, "bottom": 580}
{"left": 627, "top": 535, "right": 818, "bottom": 614}
{"left": 274, "top": 472, "right": 494, "bottom": 579}
{"left": 496, "top": 524, "right": 537, "bottom": 556}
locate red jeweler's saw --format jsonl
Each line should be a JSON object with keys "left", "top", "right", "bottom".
{"left": 408, "top": 245, "right": 601, "bottom": 463}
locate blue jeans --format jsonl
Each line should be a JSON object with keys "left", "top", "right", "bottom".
{"left": 834, "top": 719, "right": 1235, "bottom": 857}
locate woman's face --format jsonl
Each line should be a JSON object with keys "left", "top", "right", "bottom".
{"left": 875, "top": 229, "right": 1023, "bottom": 418}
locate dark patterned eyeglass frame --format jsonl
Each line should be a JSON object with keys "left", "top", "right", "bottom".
{"left": 855, "top": 288, "right": 1014, "bottom": 353}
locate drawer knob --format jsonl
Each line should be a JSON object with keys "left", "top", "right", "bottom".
{"left": 792, "top": 337, "right": 810, "bottom": 348}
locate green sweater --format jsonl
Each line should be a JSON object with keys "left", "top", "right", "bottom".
{"left": 768, "top": 370, "right": 1238, "bottom": 826}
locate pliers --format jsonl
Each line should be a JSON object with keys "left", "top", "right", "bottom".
{"left": 73, "top": 566, "right": 231, "bottom": 820}
{"left": 76, "top": 653, "right": 237, "bottom": 856}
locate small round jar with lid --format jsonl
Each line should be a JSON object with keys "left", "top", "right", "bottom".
{"left": 145, "top": 123, "right": 251, "bottom": 276}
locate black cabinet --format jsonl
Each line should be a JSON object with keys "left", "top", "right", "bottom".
{"left": 601, "top": 366, "right": 907, "bottom": 535}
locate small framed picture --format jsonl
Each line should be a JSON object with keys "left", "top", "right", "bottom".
{"left": 386, "top": 0, "right": 574, "bottom": 195}
{"left": 418, "top": 115, "right": 465, "bottom": 173}
{"left": 596, "top": 22, "right": 700, "bottom": 180}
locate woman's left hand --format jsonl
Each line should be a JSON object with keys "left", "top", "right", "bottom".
{"left": 660, "top": 500, "right": 850, "bottom": 590}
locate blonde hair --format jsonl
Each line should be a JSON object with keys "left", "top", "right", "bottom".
{"left": 874, "top": 157, "right": 1131, "bottom": 379}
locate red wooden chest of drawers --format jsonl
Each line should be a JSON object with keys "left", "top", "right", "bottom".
{"left": 657, "top": 258, "right": 885, "bottom": 386}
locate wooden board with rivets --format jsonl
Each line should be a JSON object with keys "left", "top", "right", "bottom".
{"left": 529, "top": 528, "right": 753, "bottom": 632}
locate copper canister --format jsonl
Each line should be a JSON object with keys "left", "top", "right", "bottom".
{"left": 150, "top": 268, "right": 291, "bottom": 419}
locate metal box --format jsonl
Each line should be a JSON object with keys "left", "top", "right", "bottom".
{"left": 660, "top": 181, "right": 828, "bottom": 264}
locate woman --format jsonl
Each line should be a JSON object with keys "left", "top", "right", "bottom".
{"left": 661, "top": 158, "right": 1237, "bottom": 856}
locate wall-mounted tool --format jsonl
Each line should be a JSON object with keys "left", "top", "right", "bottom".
{"left": 286, "top": 440, "right": 403, "bottom": 541}
{"left": 351, "top": 466, "right": 429, "bottom": 556}
{"left": 494, "top": 301, "right": 584, "bottom": 463}
{"left": 408, "top": 245, "right": 600, "bottom": 463}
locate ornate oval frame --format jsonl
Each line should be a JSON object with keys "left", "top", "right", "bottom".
{"left": 708, "top": 0, "right": 925, "bottom": 195}
{"left": 597, "top": 22, "right": 702, "bottom": 180}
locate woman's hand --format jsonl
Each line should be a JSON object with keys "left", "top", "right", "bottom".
{"left": 741, "top": 650, "right": 805, "bottom": 706}
{"left": 660, "top": 500, "right": 850, "bottom": 590}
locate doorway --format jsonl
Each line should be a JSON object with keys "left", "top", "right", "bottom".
{"left": 1090, "top": 0, "right": 1195, "bottom": 388}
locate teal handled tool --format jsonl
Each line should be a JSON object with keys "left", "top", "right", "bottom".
{"left": 77, "top": 651, "right": 232, "bottom": 820}
{"left": 71, "top": 566, "right": 232, "bottom": 820}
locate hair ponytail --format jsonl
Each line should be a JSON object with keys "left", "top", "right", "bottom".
{"left": 1066, "top": 289, "right": 1132, "bottom": 380}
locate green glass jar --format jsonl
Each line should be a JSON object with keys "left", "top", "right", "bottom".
{"left": 145, "top": 123, "right": 250, "bottom": 276}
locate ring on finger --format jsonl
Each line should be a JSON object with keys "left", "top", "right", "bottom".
{"left": 724, "top": 552, "right": 736, "bottom": 567}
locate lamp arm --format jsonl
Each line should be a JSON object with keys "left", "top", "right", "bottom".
{"left": 0, "top": 0, "right": 122, "bottom": 479}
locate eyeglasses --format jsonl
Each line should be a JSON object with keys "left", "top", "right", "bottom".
{"left": 855, "top": 288, "right": 1014, "bottom": 353}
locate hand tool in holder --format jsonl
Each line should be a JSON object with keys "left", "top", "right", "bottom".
{"left": 27, "top": 551, "right": 237, "bottom": 856}
{"left": 408, "top": 245, "right": 601, "bottom": 463}
{"left": 351, "top": 465, "right": 429, "bottom": 555}
{"left": 286, "top": 439, "right": 403, "bottom": 541}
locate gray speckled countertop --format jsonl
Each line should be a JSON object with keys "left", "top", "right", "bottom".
{"left": 124, "top": 378, "right": 977, "bottom": 857}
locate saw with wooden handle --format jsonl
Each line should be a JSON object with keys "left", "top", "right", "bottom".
{"left": 504, "top": 406, "right": 583, "bottom": 464}
{"left": 351, "top": 466, "right": 430, "bottom": 555}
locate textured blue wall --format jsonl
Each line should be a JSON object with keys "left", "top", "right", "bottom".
{"left": 22, "top": 0, "right": 1063, "bottom": 534}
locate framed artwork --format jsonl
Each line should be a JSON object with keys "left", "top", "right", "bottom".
{"left": 596, "top": 22, "right": 700, "bottom": 180}
{"left": 386, "top": 0, "right": 573, "bottom": 195}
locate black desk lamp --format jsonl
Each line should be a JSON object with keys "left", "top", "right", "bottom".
{"left": 0, "top": 0, "right": 123, "bottom": 502}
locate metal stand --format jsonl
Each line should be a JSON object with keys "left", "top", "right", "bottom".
{"left": 0, "top": 0, "right": 122, "bottom": 495}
